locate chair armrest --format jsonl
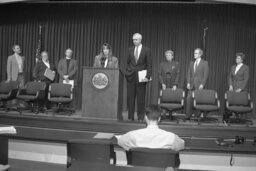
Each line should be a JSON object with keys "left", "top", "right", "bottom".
{"left": 48, "top": 86, "right": 52, "bottom": 100}
{"left": 158, "top": 97, "right": 161, "bottom": 105}
{"left": 181, "top": 99, "right": 184, "bottom": 107}
{"left": 159, "top": 90, "right": 162, "bottom": 97}
{"left": 250, "top": 101, "right": 253, "bottom": 109}
{"left": 226, "top": 101, "right": 229, "bottom": 108}
{"left": 36, "top": 90, "right": 45, "bottom": 99}
{"left": 217, "top": 99, "right": 220, "bottom": 108}
{"left": 17, "top": 89, "right": 26, "bottom": 96}
{"left": 192, "top": 91, "right": 195, "bottom": 98}
{"left": 193, "top": 99, "right": 196, "bottom": 108}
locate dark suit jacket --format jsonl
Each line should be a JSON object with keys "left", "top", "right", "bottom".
{"left": 93, "top": 55, "right": 118, "bottom": 68}
{"left": 7, "top": 54, "right": 25, "bottom": 81}
{"left": 187, "top": 59, "right": 209, "bottom": 90}
{"left": 125, "top": 45, "right": 152, "bottom": 83}
{"left": 159, "top": 61, "right": 180, "bottom": 87}
{"left": 33, "top": 61, "right": 55, "bottom": 83}
{"left": 57, "top": 58, "right": 78, "bottom": 86}
{"left": 228, "top": 64, "right": 249, "bottom": 91}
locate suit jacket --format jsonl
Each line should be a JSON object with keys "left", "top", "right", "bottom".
{"left": 125, "top": 45, "right": 152, "bottom": 83}
{"left": 7, "top": 54, "right": 25, "bottom": 81}
{"left": 33, "top": 61, "right": 55, "bottom": 83}
{"left": 58, "top": 58, "right": 78, "bottom": 86}
{"left": 93, "top": 55, "right": 118, "bottom": 68}
{"left": 159, "top": 61, "right": 180, "bottom": 87}
{"left": 187, "top": 59, "right": 209, "bottom": 90}
{"left": 228, "top": 64, "right": 249, "bottom": 91}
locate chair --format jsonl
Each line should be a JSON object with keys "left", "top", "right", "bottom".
{"left": 127, "top": 148, "right": 180, "bottom": 168}
{"left": 158, "top": 88, "right": 185, "bottom": 122}
{"left": 0, "top": 81, "right": 19, "bottom": 111}
{"left": 192, "top": 89, "right": 220, "bottom": 124}
{"left": 17, "top": 81, "right": 46, "bottom": 114}
{"left": 224, "top": 91, "right": 253, "bottom": 125}
{"left": 48, "top": 83, "right": 75, "bottom": 115}
{"left": 67, "top": 139, "right": 116, "bottom": 167}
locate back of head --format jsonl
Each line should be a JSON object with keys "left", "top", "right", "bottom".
{"left": 145, "top": 104, "right": 160, "bottom": 121}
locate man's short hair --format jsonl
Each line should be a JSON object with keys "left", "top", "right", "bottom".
{"left": 195, "top": 48, "right": 203, "bottom": 56}
{"left": 66, "top": 48, "right": 73, "bottom": 53}
{"left": 165, "top": 50, "right": 174, "bottom": 56}
{"left": 236, "top": 52, "right": 245, "bottom": 61}
{"left": 145, "top": 104, "right": 161, "bottom": 121}
{"left": 132, "top": 33, "right": 142, "bottom": 40}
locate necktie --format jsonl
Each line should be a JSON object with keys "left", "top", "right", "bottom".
{"left": 194, "top": 61, "right": 198, "bottom": 72}
{"left": 135, "top": 46, "right": 139, "bottom": 63}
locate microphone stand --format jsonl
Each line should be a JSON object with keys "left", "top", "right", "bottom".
{"left": 203, "top": 27, "right": 208, "bottom": 57}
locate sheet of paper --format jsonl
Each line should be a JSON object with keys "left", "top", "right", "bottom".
{"left": 63, "top": 80, "right": 74, "bottom": 88}
{"left": 138, "top": 70, "right": 152, "bottom": 82}
{"left": 0, "top": 126, "right": 16, "bottom": 134}
{"left": 44, "top": 68, "right": 55, "bottom": 81}
{"left": 93, "top": 132, "right": 114, "bottom": 139}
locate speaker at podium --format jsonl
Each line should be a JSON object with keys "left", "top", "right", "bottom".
{"left": 82, "top": 67, "right": 123, "bottom": 120}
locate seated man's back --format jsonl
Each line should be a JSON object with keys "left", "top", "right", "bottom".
{"left": 117, "top": 105, "right": 185, "bottom": 151}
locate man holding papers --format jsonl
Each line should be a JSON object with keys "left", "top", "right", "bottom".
{"left": 125, "top": 33, "right": 152, "bottom": 122}
{"left": 33, "top": 51, "right": 56, "bottom": 109}
{"left": 57, "top": 48, "right": 78, "bottom": 108}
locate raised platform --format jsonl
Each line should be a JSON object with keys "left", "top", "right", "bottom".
{"left": 0, "top": 110, "right": 255, "bottom": 139}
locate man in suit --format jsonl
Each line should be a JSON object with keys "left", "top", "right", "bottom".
{"left": 6, "top": 45, "right": 25, "bottom": 88}
{"left": 228, "top": 52, "right": 249, "bottom": 92}
{"left": 57, "top": 48, "right": 78, "bottom": 108}
{"left": 186, "top": 48, "right": 209, "bottom": 118}
{"left": 125, "top": 33, "right": 152, "bottom": 121}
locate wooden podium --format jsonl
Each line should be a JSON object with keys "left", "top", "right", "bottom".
{"left": 82, "top": 67, "right": 123, "bottom": 120}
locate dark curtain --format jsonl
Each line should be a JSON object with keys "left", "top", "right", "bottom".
{"left": 0, "top": 3, "right": 255, "bottom": 116}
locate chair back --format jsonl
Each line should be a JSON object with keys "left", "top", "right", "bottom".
{"left": 127, "top": 148, "right": 180, "bottom": 168}
{"left": 49, "top": 83, "right": 72, "bottom": 98}
{"left": 226, "top": 91, "right": 249, "bottom": 106}
{"left": 161, "top": 88, "right": 184, "bottom": 103}
{"left": 25, "top": 82, "right": 46, "bottom": 95}
{"left": 67, "top": 139, "right": 115, "bottom": 166}
{"left": 0, "top": 81, "right": 19, "bottom": 94}
{"left": 193, "top": 89, "right": 217, "bottom": 105}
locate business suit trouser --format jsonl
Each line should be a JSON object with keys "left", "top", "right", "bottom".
{"left": 127, "top": 81, "right": 146, "bottom": 121}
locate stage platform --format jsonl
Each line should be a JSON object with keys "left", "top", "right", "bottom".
{"left": 0, "top": 110, "right": 255, "bottom": 140}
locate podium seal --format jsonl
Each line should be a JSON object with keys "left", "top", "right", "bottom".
{"left": 92, "top": 72, "right": 109, "bottom": 90}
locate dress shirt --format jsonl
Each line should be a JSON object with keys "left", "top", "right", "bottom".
{"left": 194, "top": 58, "right": 201, "bottom": 72}
{"left": 235, "top": 63, "right": 243, "bottom": 75}
{"left": 134, "top": 44, "right": 142, "bottom": 61}
{"left": 15, "top": 54, "right": 23, "bottom": 73}
{"left": 117, "top": 125, "right": 185, "bottom": 151}
{"left": 42, "top": 60, "right": 50, "bottom": 68}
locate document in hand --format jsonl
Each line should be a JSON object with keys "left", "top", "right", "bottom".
{"left": 44, "top": 68, "right": 55, "bottom": 81}
{"left": 0, "top": 126, "right": 16, "bottom": 134}
{"left": 138, "top": 70, "right": 152, "bottom": 82}
{"left": 63, "top": 80, "right": 74, "bottom": 88}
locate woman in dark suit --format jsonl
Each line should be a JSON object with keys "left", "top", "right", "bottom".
{"left": 93, "top": 43, "right": 118, "bottom": 68}
{"left": 228, "top": 52, "right": 249, "bottom": 92}
{"left": 33, "top": 51, "right": 56, "bottom": 109}
{"left": 159, "top": 50, "right": 180, "bottom": 90}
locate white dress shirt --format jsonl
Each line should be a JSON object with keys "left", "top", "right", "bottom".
{"left": 134, "top": 44, "right": 142, "bottom": 61}
{"left": 117, "top": 125, "right": 185, "bottom": 151}
{"left": 234, "top": 63, "right": 243, "bottom": 75}
{"left": 42, "top": 60, "right": 50, "bottom": 68}
{"left": 15, "top": 54, "right": 23, "bottom": 73}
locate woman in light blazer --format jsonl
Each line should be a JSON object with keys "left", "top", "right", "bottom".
{"left": 93, "top": 43, "right": 118, "bottom": 68}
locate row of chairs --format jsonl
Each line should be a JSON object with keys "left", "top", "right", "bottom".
{"left": 67, "top": 139, "right": 180, "bottom": 168}
{"left": 0, "top": 81, "right": 74, "bottom": 114}
{"left": 158, "top": 88, "right": 253, "bottom": 125}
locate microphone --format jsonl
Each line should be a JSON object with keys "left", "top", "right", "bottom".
{"left": 204, "top": 27, "right": 208, "bottom": 31}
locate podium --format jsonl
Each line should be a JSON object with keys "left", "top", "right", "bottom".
{"left": 82, "top": 67, "right": 123, "bottom": 120}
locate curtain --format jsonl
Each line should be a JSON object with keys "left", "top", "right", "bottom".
{"left": 0, "top": 3, "right": 255, "bottom": 116}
